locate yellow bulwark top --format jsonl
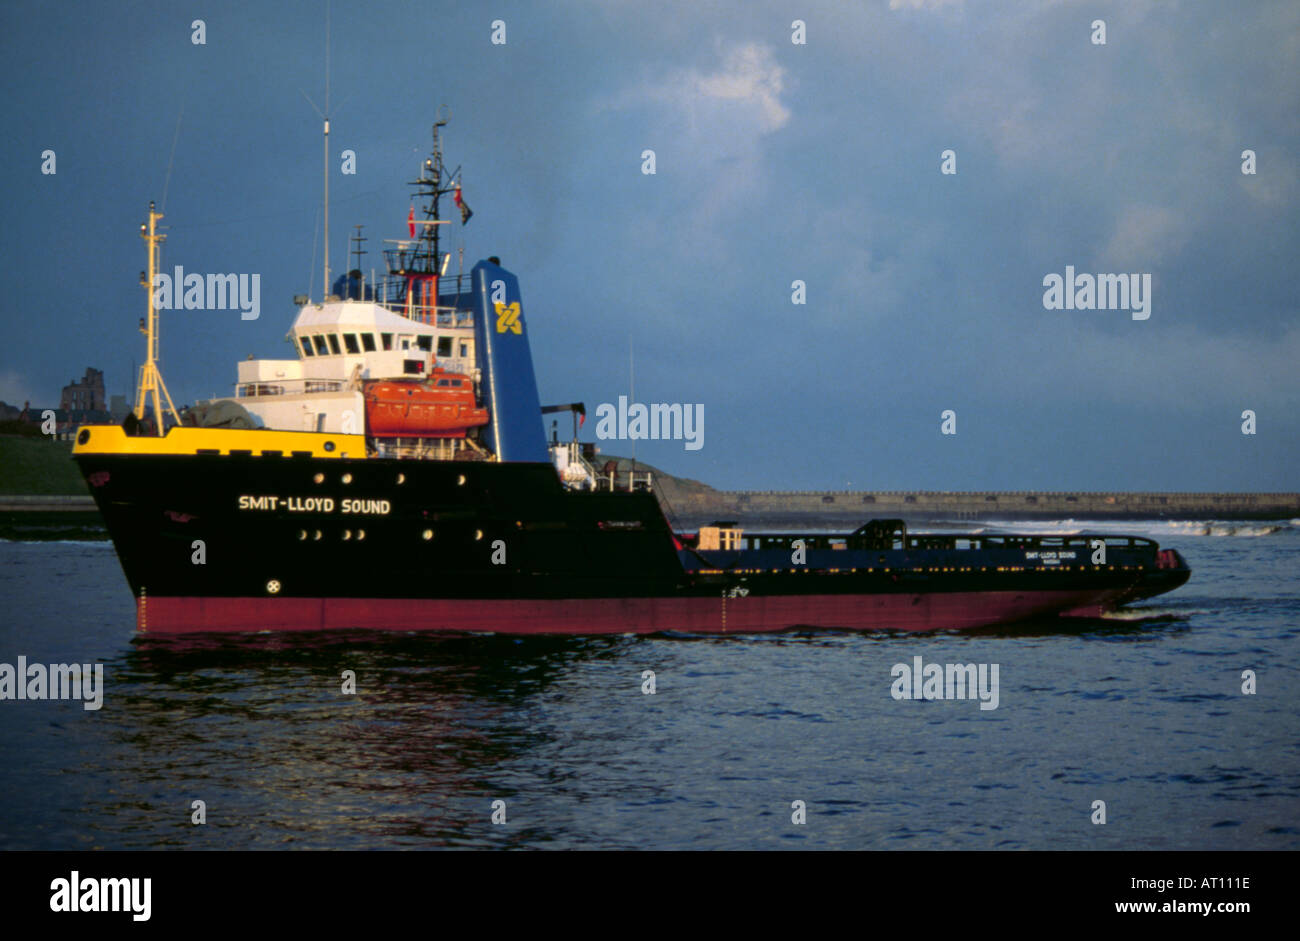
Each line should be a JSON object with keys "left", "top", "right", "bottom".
{"left": 72, "top": 424, "right": 367, "bottom": 459}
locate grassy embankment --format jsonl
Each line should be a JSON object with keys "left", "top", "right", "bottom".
{"left": 0, "top": 435, "right": 88, "bottom": 495}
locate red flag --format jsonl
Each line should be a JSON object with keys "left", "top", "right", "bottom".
{"left": 407, "top": 205, "right": 415, "bottom": 238}
{"left": 454, "top": 183, "right": 473, "bottom": 224}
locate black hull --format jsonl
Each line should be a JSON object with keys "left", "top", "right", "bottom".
{"left": 73, "top": 449, "right": 1189, "bottom": 633}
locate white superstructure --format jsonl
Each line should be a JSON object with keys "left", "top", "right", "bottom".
{"left": 229, "top": 293, "right": 476, "bottom": 434}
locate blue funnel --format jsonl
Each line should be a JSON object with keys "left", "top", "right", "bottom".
{"left": 471, "top": 260, "right": 549, "bottom": 463}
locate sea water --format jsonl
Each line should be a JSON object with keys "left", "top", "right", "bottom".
{"left": 0, "top": 521, "right": 1296, "bottom": 849}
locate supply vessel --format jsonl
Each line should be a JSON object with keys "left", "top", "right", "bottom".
{"left": 72, "top": 119, "right": 1191, "bottom": 634}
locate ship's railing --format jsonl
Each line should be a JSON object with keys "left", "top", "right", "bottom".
{"left": 384, "top": 302, "right": 475, "bottom": 326}
{"left": 236, "top": 379, "right": 347, "bottom": 398}
{"left": 237, "top": 368, "right": 478, "bottom": 399}
{"left": 594, "top": 468, "right": 655, "bottom": 493}
{"left": 552, "top": 441, "right": 601, "bottom": 490}
{"left": 372, "top": 273, "right": 476, "bottom": 326}
{"left": 372, "top": 438, "right": 468, "bottom": 461}
{"left": 713, "top": 532, "right": 1157, "bottom": 553}
{"left": 433, "top": 361, "right": 478, "bottom": 379}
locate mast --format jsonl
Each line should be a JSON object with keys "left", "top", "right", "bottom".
{"left": 299, "top": 0, "right": 333, "bottom": 299}
{"left": 385, "top": 110, "right": 458, "bottom": 322}
{"left": 408, "top": 117, "right": 449, "bottom": 316}
{"left": 323, "top": 116, "right": 330, "bottom": 298}
{"left": 135, "top": 201, "right": 181, "bottom": 434}
{"left": 350, "top": 224, "right": 367, "bottom": 272}
{"left": 323, "top": 0, "right": 331, "bottom": 299}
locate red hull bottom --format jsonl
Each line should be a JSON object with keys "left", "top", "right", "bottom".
{"left": 137, "top": 588, "right": 1129, "bottom": 635}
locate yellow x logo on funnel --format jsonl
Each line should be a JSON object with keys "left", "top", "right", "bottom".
{"left": 494, "top": 301, "right": 521, "bottom": 334}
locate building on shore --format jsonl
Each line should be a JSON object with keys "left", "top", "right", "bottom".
{"left": 0, "top": 368, "right": 115, "bottom": 438}
{"left": 60, "top": 368, "right": 106, "bottom": 413}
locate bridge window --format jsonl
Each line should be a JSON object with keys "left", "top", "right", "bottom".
{"left": 343, "top": 333, "right": 361, "bottom": 354}
{"left": 437, "top": 336, "right": 453, "bottom": 357}
{"left": 300, "top": 337, "right": 314, "bottom": 356}
{"left": 459, "top": 341, "right": 469, "bottom": 357}
{"left": 361, "top": 333, "right": 376, "bottom": 352}
{"left": 863, "top": 495, "right": 875, "bottom": 503}
{"left": 904, "top": 495, "right": 916, "bottom": 503}
{"left": 313, "top": 335, "right": 329, "bottom": 355}
{"left": 327, "top": 334, "right": 342, "bottom": 355}
{"left": 381, "top": 333, "right": 393, "bottom": 351}
{"left": 417, "top": 335, "right": 433, "bottom": 352}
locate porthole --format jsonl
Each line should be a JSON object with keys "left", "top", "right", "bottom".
{"left": 77, "top": 429, "right": 90, "bottom": 445}
{"left": 324, "top": 441, "right": 336, "bottom": 452}
{"left": 357, "top": 530, "right": 366, "bottom": 541}
{"left": 474, "top": 529, "right": 483, "bottom": 541}
{"left": 342, "top": 530, "right": 352, "bottom": 540}
{"left": 422, "top": 529, "right": 434, "bottom": 541}
{"left": 297, "top": 530, "right": 307, "bottom": 541}
{"left": 313, "top": 530, "right": 322, "bottom": 541}
{"left": 341, "top": 472, "right": 353, "bottom": 484}
{"left": 266, "top": 579, "right": 281, "bottom": 594}
{"left": 396, "top": 473, "right": 406, "bottom": 485}
{"left": 457, "top": 474, "right": 466, "bottom": 486}
{"left": 313, "top": 472, "right": 325, "bottom": 484}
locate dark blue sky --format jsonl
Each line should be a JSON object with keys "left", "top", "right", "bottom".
{"left": 3, "top": 0, "right": 1296, "bottom": 491}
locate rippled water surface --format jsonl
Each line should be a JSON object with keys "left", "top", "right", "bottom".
{"left": 1, "top": 521, "right": 1297, "bottom": 849}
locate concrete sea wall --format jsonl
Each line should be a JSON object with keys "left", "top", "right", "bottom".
{"left": 662, "top": 488, "right": 1300, "bottom": 526}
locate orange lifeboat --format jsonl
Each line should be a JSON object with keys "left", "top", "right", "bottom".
{"left": 363, "top": 369, "right": 489, "bottom": 438}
